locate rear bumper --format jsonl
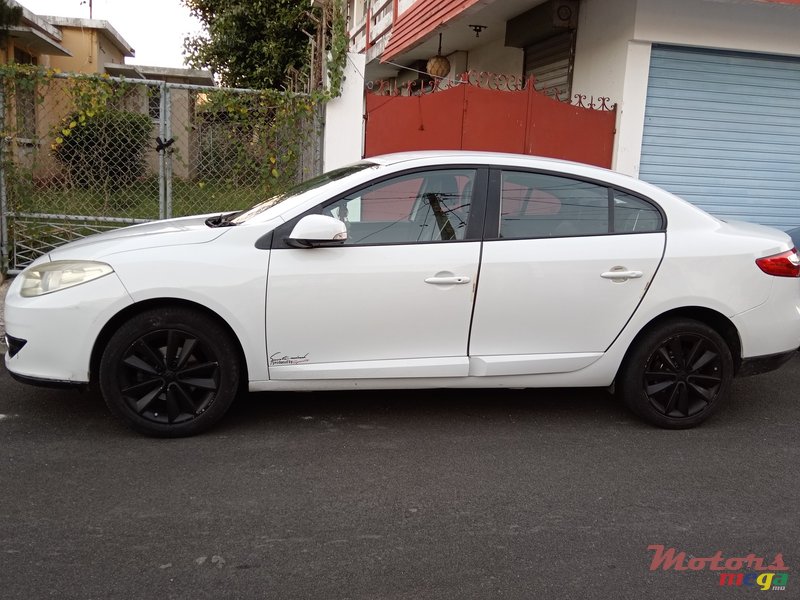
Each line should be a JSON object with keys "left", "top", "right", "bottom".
{"left": 731, "top": 276, "right": 800, "bottom": 359}
{"left": 737, "top": 349, "right": 797, "bottom": 378}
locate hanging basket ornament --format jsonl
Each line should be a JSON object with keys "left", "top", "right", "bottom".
{"left": 426, "top": 33, "right": 450, "bottom": 78}
{"left": 426, "top": 55, "right": 451, "bottom": 78}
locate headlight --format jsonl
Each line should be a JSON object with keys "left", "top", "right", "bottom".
{"left": 20, "top": 260, "right": 114, "bottom": 297}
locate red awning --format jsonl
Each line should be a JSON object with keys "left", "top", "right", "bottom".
{"left": 381, "top": 0, "right": 482, "bottom": 63}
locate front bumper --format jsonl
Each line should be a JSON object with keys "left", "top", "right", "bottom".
{"left": 7, "top": 368, "right": 86, "bottom": 390}
{"left": 4, "top": 272, "right": 133, "bottom": 383}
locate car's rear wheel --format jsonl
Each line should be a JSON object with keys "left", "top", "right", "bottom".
{"left": 618, "top": 318, "right": 733, "bottom": 429}
{"left": 99, "top": 307, "right": 241, "bottom": 437}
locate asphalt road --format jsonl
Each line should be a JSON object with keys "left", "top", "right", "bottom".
{"left": 1, "top": 357, "right": 798, "bottom": 600}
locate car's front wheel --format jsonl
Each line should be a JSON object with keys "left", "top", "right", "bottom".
{"left": 618, "top": 318, "right": 734, "bottom": 429}
{"left": 99, "top": 307, "right": 241, "bottom": 437}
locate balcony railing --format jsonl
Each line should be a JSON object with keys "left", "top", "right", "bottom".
{"left": 369, "top": 0, "right": 393, "bottom": 44}
{"left": 350, "top": 0, "right": 417, "bottom": 54}
{"left": 350, "top": 19, "right": 367, "bottom": 52}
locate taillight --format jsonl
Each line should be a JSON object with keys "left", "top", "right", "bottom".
{"left": 756, "top": 248, "right": 800, "bottom": 277}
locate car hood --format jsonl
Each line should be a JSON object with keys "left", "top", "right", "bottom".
{"left": 49, "top": 214, "right": 230, "bottom": 261}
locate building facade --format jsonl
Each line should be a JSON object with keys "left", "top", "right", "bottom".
{"left": 346, "top": 0, "right": 800, "bottom": 230}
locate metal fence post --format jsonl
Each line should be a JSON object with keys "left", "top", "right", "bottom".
{"left": 0, "top": 83, "right": 8, "bottom": 276}
{"left": 158, "top": 81, "right": 167, "bottom": 220}
{"left": 164, "top": 83, "right": 173, "bottom": 220}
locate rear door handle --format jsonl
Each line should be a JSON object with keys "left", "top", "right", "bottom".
{"left": 425, "top": 276, "right": 471, "bottom": 285}
{"left": 600, "top": 270, "right": 643, "bottom": 281}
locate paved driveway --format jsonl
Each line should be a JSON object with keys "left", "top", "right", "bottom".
{"left": 0, "top": 357, "right": 798, "bottom": 599}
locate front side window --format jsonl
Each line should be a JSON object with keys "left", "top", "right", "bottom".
{"left": 323, "top": 169, "right": 476, "bottom": 245}
{"left": 232, "top": 162, "right": 378, "bottom": 224}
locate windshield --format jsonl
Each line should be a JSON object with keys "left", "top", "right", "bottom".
{"left": 230, "top": 162, "right": 378, "bottom": 225}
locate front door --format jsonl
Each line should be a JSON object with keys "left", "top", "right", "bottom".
{"left": 266, "top": 168, "right": 486, "bottom": 380}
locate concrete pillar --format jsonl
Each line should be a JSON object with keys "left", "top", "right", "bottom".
{"left": 323, "top": 52, "right": 366, "bottom": 172}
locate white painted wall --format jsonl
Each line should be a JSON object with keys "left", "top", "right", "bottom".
{"left": 466, "top": 36, "right": 524, "bottom": 76}
{"left": 572, "top": 0, "right": 800, "bottom": 176}
{"left": 572, "top": 0, "right": 636, "bottom": 103}
{"left": 572, "top": 0, "right": 637, "bottom": 171}
{"left": 635, "top": 0, "right": 800, "bottom": 56}
{"left": 613, "top": 41, "right": 651, "bottom": 177}
{"left": 324, "top": 52, "right": 367, "bottom": 171}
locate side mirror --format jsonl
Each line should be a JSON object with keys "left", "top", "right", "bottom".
{"left": 286, "top": 214, "right": 347, "bottom": 248}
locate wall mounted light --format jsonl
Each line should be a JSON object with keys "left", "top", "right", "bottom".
{"left": 469, "top": 24, "right": 488, "bottom": 37}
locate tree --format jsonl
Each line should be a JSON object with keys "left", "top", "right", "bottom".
{"left": 0, "top": 0, "right": 23, "bottom": 42}
{"left": 182, "top": 0, "right": 318, "bottom": 89}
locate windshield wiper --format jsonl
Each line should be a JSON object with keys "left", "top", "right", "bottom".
{"left": 205, "top": 211, "right": 241, "bottom": 228}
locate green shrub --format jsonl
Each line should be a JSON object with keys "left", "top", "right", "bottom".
{"left": 53, "top": 110, "right": 152, "bottom": 189}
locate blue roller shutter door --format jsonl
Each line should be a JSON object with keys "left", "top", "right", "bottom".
{"left": 639, "top": 45, "right": 800, "bottom": 230}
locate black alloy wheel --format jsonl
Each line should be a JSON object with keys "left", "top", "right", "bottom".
{"left": 619, "top": 319, "right": 733, "bottom": 429}
{"left": 100, "top": 308, "right": 241, "bottom": 437}
{"left": 644, "top": 332, "right": 723, "bottom": 418}
{"left": 118, "top": 328, "right": 220, "bottom": 425}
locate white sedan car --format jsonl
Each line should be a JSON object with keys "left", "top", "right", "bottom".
{"left": 5, "top": 151, "right": 800, "bottom": 436}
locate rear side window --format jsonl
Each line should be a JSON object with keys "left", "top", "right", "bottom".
{"left": 500, "top": 171, "right": 609, "bottom": 238}
{"left": 613, "top": 190, "right": 663, "bottom": 233}
{"left": 498, "top": 171, "right": 663, "bottom": 238}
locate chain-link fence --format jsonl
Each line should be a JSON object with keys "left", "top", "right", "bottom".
{"left": 0, "top": 67, "right": 324, "bottom": 274}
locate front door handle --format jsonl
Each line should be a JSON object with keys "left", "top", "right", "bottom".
{"left": 425, "top": 276, "right": 471, "bottom": 285}
{"left": 600, "top": 269, "right": 643, "bottom": 281}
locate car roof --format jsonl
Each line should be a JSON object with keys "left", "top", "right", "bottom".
{"left": 368, "top": 150, "right": 607, "bottom": 170}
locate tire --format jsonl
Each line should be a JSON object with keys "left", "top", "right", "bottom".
{"left": 618, "top": 318, "right": 734, "bottom": 429}
{"left": 99, "top": 307, "right": 241, "bottom": 437}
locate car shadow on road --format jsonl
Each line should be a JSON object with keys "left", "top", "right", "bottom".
{"left": 221, "top": 355, "right": 800, "bottom": 435}
{"left": 0, "top": 362, "right": 633, "bottom": 435}
{"left": 3, "top": 358, "right": 794, "bottom": 437}
{"left": 224, "top": 386, "right": 635, "bottom": 433}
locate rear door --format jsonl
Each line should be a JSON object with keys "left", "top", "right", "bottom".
{"left": 469, "top": 169, "right": 666, "bottom": 376}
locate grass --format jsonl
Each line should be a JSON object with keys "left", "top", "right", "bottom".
{"left": 8, "top": 177, "right": 277, "bottom": 221}
{"left": 3, "top": 175, "right": 295, "bottom": 271}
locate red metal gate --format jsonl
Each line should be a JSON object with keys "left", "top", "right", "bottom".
{"left": 365, "top": 74, "right": 616, "bottom": 168}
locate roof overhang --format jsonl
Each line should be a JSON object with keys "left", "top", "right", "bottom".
{"left": 44, "top": 16, "right": 135, "bottom": 58}
{"left": 6, "top": 26, "right": 72, "bottom": 57}
{"left": 379, "top": 0, "right": 550, "bottom": 67}
{"left": 104, "top": 63, "right": 215, "bottom": 86}
{"left": 382, "top": 0, "right": 484, "bottom": 63}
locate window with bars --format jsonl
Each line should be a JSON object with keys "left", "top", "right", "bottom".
{"left": 13, "top": 48, "right": 37, "bottom": 140}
